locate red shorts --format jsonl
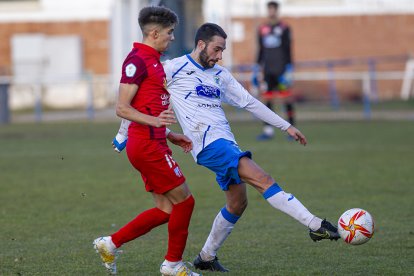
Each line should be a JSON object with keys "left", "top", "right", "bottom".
{"left": 126, "top": 137, "right": 186, "bottom": 194}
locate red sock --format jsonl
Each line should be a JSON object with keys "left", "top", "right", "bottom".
{"left": 165, "top": 195, "right": 195, "bottom": 261}
{"left": 111, "top": 207, "right": 170, "bottom": 248}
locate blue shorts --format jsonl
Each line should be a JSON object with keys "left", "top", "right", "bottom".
{"left": 197, "top": 138, "right": 252, "bottom": 191}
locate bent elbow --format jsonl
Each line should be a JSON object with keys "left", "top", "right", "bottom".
{"left": 116, "top": 104, "right": 127, "bottom": 118}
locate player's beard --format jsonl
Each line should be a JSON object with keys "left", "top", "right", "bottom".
{"left": 199, "top": 47, "right": 215, "bottom": 69}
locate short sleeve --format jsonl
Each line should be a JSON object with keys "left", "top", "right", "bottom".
{"left": 120, "top": 54, "right": 147, "bottom": 86}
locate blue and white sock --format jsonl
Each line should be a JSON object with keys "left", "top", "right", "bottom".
{"left": 264, "top": 183, "right": 322, "bottom": 231}
{"left": 113, "top": 119, "right": 130, "bottom": 152}
{"left": 118, "top": 119, "right": 130, "bottom": 137}
{"left": 200, "top": 207, "right": 240, "bottom": 261}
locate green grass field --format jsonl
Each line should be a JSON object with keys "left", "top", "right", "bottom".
{"left": 1, "top": 120, "right": 413, "bottom": 275}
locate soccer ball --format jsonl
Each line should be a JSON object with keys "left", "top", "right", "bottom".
{"left": 337, "top": 208, "right": 374, "bottom": 245}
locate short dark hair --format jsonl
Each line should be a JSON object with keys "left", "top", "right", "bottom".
{"left": 267, "top": 1, "right": 279, "bottom": 9}
{"left": 138, "top": 6, "right": 178, "bottom": 35}
{"left": 194, "top": 23, "right": 227, "bottom": 47}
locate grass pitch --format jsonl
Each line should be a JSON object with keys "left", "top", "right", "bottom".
{"left": 0, "top": 119, "right": 413, "bottom": 275}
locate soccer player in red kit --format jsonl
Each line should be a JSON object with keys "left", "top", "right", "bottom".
{"left": 93, "top": 6, "right": 199, "bottom": 276}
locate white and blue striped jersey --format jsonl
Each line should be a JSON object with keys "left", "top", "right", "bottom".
{"left": 164, "top": 54, "right": 290, "bottom": 161}
{"left": 164, "top": 54, "right": 248, "bottom": 160}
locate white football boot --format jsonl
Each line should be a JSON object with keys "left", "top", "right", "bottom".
{"left": 160, "top": 261, "right": 201, "bottom": 276}
{"left": 93, "top": 236, "right": 119, "bottom": 274}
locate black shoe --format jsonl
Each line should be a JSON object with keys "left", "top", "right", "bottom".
{"left": 193, "top": 254, "right": 229, "bottom": 272}
{"left": 309, "top": 219, "right": 340, "bottom": 242}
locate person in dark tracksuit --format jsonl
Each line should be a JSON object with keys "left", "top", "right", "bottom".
{"left": 256, "top": 1, "right": 295, "bottom": 141}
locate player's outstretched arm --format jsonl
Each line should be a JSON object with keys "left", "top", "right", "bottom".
{"left": 243, "top": 96, "right": 291, "bottom": 131}
{"left": 243, "top": 96, "right": 306, "bottom": 145}
{"left": 286, "top": 125, "right": 307, "bottom": 146}
{"left": 166, "top": 130, "right": 193, "bottom": 153}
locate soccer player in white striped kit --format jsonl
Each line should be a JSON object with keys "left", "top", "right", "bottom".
{"left": 113, "top": 23, "right": 339, "bottom": 272}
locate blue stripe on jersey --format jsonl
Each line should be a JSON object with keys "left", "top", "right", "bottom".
{"left": 221, "top": 207, "right": 240, "bottom": 224}
{"left": 216, "top": 70, "right": 222, "bottom": 75}
{"left": 263, "top": 183, "right": 283, "bottom": 199}
{"left": 202, "top": 125, "right": 211, "bottom": 149}
{"left": 184, "top": 91, "right": 192, "bottom": 99}
{"left": 186, "top": 54, "right": 206, "bottom": 71}
{"left": 196, "top": 77, "right": 203, "bottom": 83}
{"left": 172, "top": 62, "right": 189, "bottom": 78}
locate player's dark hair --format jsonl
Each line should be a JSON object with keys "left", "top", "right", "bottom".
{"left": 267, "top": 1, "right": 279, "bottom": 9}
{"left": 138, "top": 6, "right": 178, "bottom": 35}
{"left": 194, "top": 23, "right": 227, "bottom": 47}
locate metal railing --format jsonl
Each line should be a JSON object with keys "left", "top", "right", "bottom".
{"left": 0, "top": 74, "right": 113, "bottom": 123}
{"left": 231, "top": 55, "right": 413, "bottom": 119}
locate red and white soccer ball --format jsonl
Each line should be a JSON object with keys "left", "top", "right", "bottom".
{"left": 338, "top": 208, "right": 374, "bottom": 245}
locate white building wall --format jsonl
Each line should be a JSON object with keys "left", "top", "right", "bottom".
{"left": 204, "top": 0, "right": 414, "bottom": 20}
{"left": 1, "top": 0, "right": 149, "bottom": 106}
{"left": 0, "top": 0, "right": 113, "bottom": 22}
{"left": 203, "top": 0, "right": 414, "bottom": 66}
{"left": 110, "top": 0, "right": 147, "bottom": 93}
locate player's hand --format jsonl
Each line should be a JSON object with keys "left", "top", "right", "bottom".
{"left": 167, "top": 132, "right": 193, "bottom": 153}
{"left": 155, "top": 108, "right": 177, "bottom": 127}
{"left": 286, "top": 126, "right": 307, "bottom": 146}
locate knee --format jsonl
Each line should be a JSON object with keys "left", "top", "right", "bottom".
{"left": 255, "top": 172, "right": 275, "bottom": 191}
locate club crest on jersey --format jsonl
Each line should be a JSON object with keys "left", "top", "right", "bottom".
{"left": 195, "top": 84, "right": 221, "bottom": 99}
{"left": 214, "top": 76, "right": 222, "bottom": 86}
{"left": 125, "top": 63, "right": 136, "bottom": 77}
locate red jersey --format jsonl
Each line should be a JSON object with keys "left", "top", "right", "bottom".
{"left": 120, "top": 43, "right": 169, "bottom": 139}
